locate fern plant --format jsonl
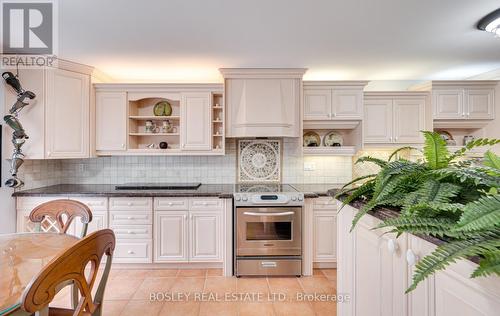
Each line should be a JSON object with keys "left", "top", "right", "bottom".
{"left": 335, "top": 131, "right": 500, "bottom": 292}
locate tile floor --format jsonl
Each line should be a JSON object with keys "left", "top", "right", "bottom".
{"left": 51, "top": 268, "right": 337, "bottom": 316}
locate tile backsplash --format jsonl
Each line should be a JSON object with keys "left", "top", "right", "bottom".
{"left": 17, "top": 139, "right": 353, "bottom": 189}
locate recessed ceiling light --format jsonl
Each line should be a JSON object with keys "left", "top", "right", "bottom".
{"left": 477, "top": 8, "right": 500, "bottom": 37}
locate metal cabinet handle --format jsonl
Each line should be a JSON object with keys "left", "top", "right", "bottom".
{"left": 462, "top": 112, "right": 465, "bottom": 117}
{"left": 127, "top": 202, "right": 133, "bottom": 206}
{"left": 127, "top": 250, "right": 134, "bottom": 254}
{"left": 121, "top": 144, "right": 125, "bottom": 149}
{"left": 387, "top": 239, "right": 399, "bottom": 254}
{"left": 243, "top": 211, "right": 294, "bottom": 216}
{"left": 394, "top": 136, "right": 398, "bottom": 142}
{"left": 168, "top": 202, "right": 173, "bottom": 206}
{"left": 127, "top": 230, "right": 133, "bottom": 234}
{"left": 406, "top": 249, "right": 419, "bottom": 266}
{"left": 332, "top": 112, "right": 336, "bottom": 117}
{"left": 261, "top": 261, "right": 277, "bottom": 268}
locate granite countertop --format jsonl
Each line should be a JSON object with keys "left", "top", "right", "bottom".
{"left": 12, "top": 184, "right": 235, "bottom": 198}
{"left": 12, "top": 183, "right": 342, "bottom": 199}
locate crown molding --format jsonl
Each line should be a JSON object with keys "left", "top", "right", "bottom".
{"left": 219, "top": 68, "right": 307, "bottom": 79}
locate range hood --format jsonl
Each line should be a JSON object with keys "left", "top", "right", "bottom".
{"left": 220, "top": 68, "right": 307, "bottom": 138}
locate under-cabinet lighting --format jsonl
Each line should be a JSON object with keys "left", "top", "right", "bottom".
{"left": 477, "top": 8, "right": 500, "bottom": 37}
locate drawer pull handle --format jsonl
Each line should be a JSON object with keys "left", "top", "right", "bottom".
{"left": 406, "top": 249, "right": 419, "bottom": 266}
{"left": 168, "top": 202, "right": 173, "bottom": 206}
{"left": 127, "top": 230, "right": 133, "bottom": 234}
{"left": 387, "top": 239, "right": 398, "bottom": 254}
{"left": 127, "top": 250, "right": 134, "bottom": 254}
{"left": 203, "top": 202, "right": 208, "bottom": 206}
{"left": 127, "top": 202, "right": 133, "bottom": 206}
{"left": 261, "top": 261, "right": 277, "bottom": 268}
{"left": 127, "top": 216, "right": 134, "bottom": 220}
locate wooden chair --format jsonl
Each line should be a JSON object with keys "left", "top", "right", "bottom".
{"left": 29, "top": 199, "right": 93, "bottom": 238}
{"left": 14, "top": 229, "right": 116, "bottom": 316}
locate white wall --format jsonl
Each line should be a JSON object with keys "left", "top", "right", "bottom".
{"left": 0, "top": 82, "right": 16, "bottom": 233}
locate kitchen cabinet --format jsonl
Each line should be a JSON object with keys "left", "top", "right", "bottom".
{"left": 221, "top": 69, "right": 305, "bottom": 137}
{"left": 180, "top": 92, "right": 212, "bottom": 151}
{"left": 96, "top": 91, "right": 127, "bottom": 151}
{"left": 154, "top": 198, "right": 223, "bottom": 263}
{"left": 45, "top": 68, "right": 90, "bottom": 158}
{"left": 336, "top": 202, "right": 356, "bottom": 316}
{"left": 303, "top": 82, "right": 368, "bottom": 120}
{"left": 364, "top": 92, "right": 428, "bottom": 145}
{"left": 434, "top": 88, "right": 494, "bottom": 120}
{"left": 313, "top": 198, "right": 337, "bottom": 263}
{"left": 3, "top": 62, "right": 93, "bottom": 159}
{"left": 154, "top": 211, "right": 189, "bottom": 261}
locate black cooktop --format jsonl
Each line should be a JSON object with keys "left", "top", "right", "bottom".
{"left": 115, "top": 183, "right": 202, "bottom": 190}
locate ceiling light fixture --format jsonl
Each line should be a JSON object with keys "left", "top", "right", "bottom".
{"left": 477, "top": 8, "right": 500, "bottom": 37}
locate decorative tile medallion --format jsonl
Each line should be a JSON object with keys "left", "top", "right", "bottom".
{"left": 238, "top": 139, "right": 282, "bottom": 183}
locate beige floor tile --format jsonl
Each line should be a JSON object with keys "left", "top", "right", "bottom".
{"left": 112, "top": 269, "right": 152, "bottom": 279}
{"left": 148, "top": 269, "right": 179, "bottom": 278}
{"left": 203, "top": 277, "right": 237, "bottom": 296}
{"left": 239, "top": 302, "right": 275, "bottom": 316}
{"left": 313, "top": 269, "right": 325, "bottom": 277}
{"left": 104, "top": 277, "right": 144, "bottom": 300}
{"left": 50, "top": 286, "right": 72, "bottom": 308}
{"left": 273, "top": 301, "right": 315, "bottom": 316}
{"left": 132, "top": 277, "right": 177, "bottom": 300}
{"left": 170, "top": 277, "right": 206, "bottom": 294}
{"left": 321, "top": 268, "right": 337, "bottom": 280}
{"left": 199, "top": 302, "right": 238, "bottom": 316}
{"left": 312, "top": 301, "right": 337, "bottom": 316}
{"left": 120, "top": 300, "right": 164, "bottom": 316}
{"left": 236, "top": 278, "right": 270, "bottom": 295}
{"left": 178, "top": 269, "right": 207, "bottom": 278}
{"left": 267, "top": 278, "right": 303, "bottom": 300}
{"left": 206, "top": 268, "right": 223, "bottom": 277}
{"left": 102, "top": 300, "right": 128, "bottom": 316}
{"left": 159, "top": 301, "right": 200, "bottom": 316}
{"left": 299, "top": 276, "right": 336, "bottom": 294}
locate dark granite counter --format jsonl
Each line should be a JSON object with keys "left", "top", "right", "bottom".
{"left": 13, "top": 184, "right": 235, "bottom": 198}
{"left": 290, "top": 184, "right": 342, "bottom": 198}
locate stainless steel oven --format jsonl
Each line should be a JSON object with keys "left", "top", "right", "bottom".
{"left": 236, "top": 207, "right": 301, "bottom": 256}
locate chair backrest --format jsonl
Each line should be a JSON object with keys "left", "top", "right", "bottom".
{"left": 20, "top": 229, "right": 116, "bottom": 315}
{"left": 29, "top": 199, "right": 93, "bottom": 238}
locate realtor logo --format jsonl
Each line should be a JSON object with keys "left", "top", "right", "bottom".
{"left": 1, "top": 0, "right": 56, "bottom": 54}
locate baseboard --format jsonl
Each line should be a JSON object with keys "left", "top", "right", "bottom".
{"left": 111, "top": 262, "right": 224, "bottom": 269}
{"left": 313, "top": 262, "right": 337, "bottom": 269}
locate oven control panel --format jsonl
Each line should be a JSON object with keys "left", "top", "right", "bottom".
{"left": 234, "top": 193, "right": 304, "bottom": 206}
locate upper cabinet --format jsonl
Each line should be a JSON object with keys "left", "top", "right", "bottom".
{"left": 364, "top": 92, "right": 430, "bottom": 145}
{"left": 220, "top": 68, "right": 306, "bottom": 137}
{"left": 3, "top": 60, "right": 94, "bottom": 159}
{"left": 93, "top": 84, "right": 224, "bottom": 156}
{"left": 303, "top": 81, "right": 368, "bottom": 120}
{"left": 411, "top": 81, "right": 497, "bottom": 121}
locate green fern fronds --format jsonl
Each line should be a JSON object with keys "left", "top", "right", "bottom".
{"left": 337, "top": 181, "right": 375, "bottom": 211}
{"left": 422, "top": 131, "right": 450, "bottom": 170}
{"left": 388, "top": 146, "right": 420, "bottom": 161}
{"left": 350, "top": 200, "right": 378, "bottom": 232}
{"left": 407, "top": 230, "right": 500, "bottom": 293}
{"left": 339, "top": 174, "right": 377, "bottom": 191}
{"left": 483, "top": 150, "right": 500, "bottom": 170}
{"left": 433, "top": 167, "right": 500, "bottom": 188}
{"left": 402, "top": 202, "right": 464, "bottom": 218}
{"left": 453, "top": 195, "right": 500, "bottom": 233}
{"left": 402, "top": 180, "right": 460, "bottom": 213}
{"left": 355, "top": 156, "right": 388, "bottom": 168}
{"left": 377, "top": 217, "right": 456, "bottom": 238}
{"left": 471, "top": 251, "right": 500, "bottom": 278}
{"left": 448, "top": 139, "right": 500, "bottom": 162}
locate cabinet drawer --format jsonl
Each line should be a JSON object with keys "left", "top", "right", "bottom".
{"left": 111, "top": 225, "right": 152, "bottom": 239}
{"left": 17, "top": 197, "right": 67, "bottom": 211}
{"left": 313, "top": 198, "right": 337, "bottom": 210}
{"left": 71, "top": 197, "right": 108, "bottom": 211}
{"left": 109, "top": 197, "right": 152, "bottom": 211}
{"left": 154, "top": 198, "right": 188, "bottom": 211}
{"left": 114, "top": 239, "right": 152, "bottom": 263}
{"left": 189, "top": 198, "right": 223, "bottom": 210}
{"left": 109, "top": 211, "right": 152, "bottom": 225}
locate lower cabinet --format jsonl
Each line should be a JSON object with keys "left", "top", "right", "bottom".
{"left": 154, "top": 198, "right": 223, "bottom": 263}
{"left": 313, "top": 199, "right": 337, "bottom": 263}
{"left": 337, "top": 199, "right": 500, "bottom": 316}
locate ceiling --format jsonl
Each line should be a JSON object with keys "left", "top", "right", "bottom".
{"left": 58, "top": 0, "right": 500, "bottom": 82}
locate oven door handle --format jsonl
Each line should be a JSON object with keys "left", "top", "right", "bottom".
{"left": 243, "top": 211, "right": 295, "bottom": 216}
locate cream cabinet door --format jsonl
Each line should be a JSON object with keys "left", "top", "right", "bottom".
{"left": 189, "top": 210, "right": 222, "bottom": 262}
{"left": 363, "top": 99, "right": 393, "bottom": 143}
{"left": 313, "top": 210, "right": 337, "bottom": 262}
{"left": 466, "top": 89, "right": 495, "bottom": 119}
{"left": 354, "top": 216, "right": 408, "bottom": 316}
{"left": 74, "top": 211, "right": 108, "bottom": 236}
{"left": 96, "top": 91, "right": 127, "bottom": 151}
{"left": 332, "top": 89, "right": 363, "bottom": 119}
{"left": 180, "top": 92, "right": 211, "bottom": 151}
{"left": 304, "top": 89, "right": 332, "bottom": 120}
{"left": 393, "top": 98, "right": 426, "bottom": 144}
{"left": 433, "top": 89, "right": 464, "bottom": 119}
{"left": 45, "top": 68, "right": 90, "bottom": 158}
{"left": 154, "top": 211, "right": 188, "bottom": 262}
{"left": 337, "top": 202, "right": 356, "bottom": 316}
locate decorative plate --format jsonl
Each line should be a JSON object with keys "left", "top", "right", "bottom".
{"left": 303, "top": 131, "right": 320, "bottom": 147}
{"left": 238, "top": 140, "right": 281, "bottom": 183}
{"left": 153, "top": 101, "right": 172, "bottom": 116}
{"left": 323, "top": 131, "right": 343, "bottom": 146}
{"left": 438, "top": 130, "right": 453, "bottom": 141}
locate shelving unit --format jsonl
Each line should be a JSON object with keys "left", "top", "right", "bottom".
{"left": 128, "top": 97, "right": 181, "bottom": 152}
{"left": 302, "top": 121, "right": 362, "bottom": 156}
{"left": 212, "top": 93, "right": 225, "bottom": 152}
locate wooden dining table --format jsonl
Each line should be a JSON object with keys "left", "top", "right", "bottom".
{"left": 0, "top": 233, "right": 79, "bottom": 315}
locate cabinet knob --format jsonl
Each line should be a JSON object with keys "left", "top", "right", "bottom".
{"left": 121, "top": 144, "right": 125, "bottom": 149}
{"left": 127, "top": 216, "right": 133, "bottom": 220}
{"left": 387, "top": 239, "right": 398, "bottom": 254}
{"left": 394, "top": 136, "right": 398, "bottom": 142}
{"left": 406, "top": 249, "right": 419, "bottom": 266}
{"left": 389, "top": 137, "right": 393, "bottom": 142}
{"left": 190, "top": 214, "right": 193, "bottom": 219}
{"left": 326, "top": 113, "right": 331, "bottom": 118}
{"left": 462, "top": 112, "right": 465, "bottom": 117}
{"left": 127, "top": 202, "right": 132, "bottom": 206}
{"left": 202, "top": 202, "right": 208, "bottom": 206}
{"left": 467, "top": 112, "right": 470, "bottom": 117}
{"left": 168, "top": 202, "right": 173, "bottom": 206}
{"left": 184, "top": 215, "right": 187, "bottom": 220}
{"left": 127, "top": 230, "right": 133, "bottom": 234}
{"left": 332, "top": 112, "right": 336, "bottom": 117}
{"left": 127, "top": 250, "right": 134, "bottom": 254}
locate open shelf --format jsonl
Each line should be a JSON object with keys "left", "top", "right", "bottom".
{"left": 303, "top": 146, "right": 357, "bottom": 156}
{"left": 212, "top": 93, "right": 225, "bottom": 151}
{"left": 129, "top": 133, "right": 179, "bottom": 136}
{"left": 129, "top": 115, "right": 180, "bottom": 120}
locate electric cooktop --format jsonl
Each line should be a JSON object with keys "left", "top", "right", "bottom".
{"left": 115, "top": 183, "right": 202, "bottom": 190}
